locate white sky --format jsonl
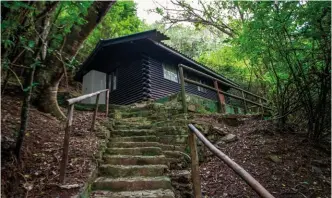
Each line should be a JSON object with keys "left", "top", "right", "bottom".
{"left": 133, "top": 0, "right": 175, "bottom": 24}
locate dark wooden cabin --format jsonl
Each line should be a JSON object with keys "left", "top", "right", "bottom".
{"left": 75, "top": 29, "right": 238, "bottom": 105}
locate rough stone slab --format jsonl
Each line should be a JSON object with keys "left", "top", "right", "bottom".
{"left": 158, "top": 135, "right": 188, "bottom": 145}
{"left": 109, "top": 136, "right": 157, "bottom": 143}
{"left": 220, "top": 134, "right": 238, "bottom": 143}
{"left": 159, "top": 144, "right": 186, "bottom": 152}
{"left": 91, "top": 189, "right": 175, "bottom": 198}
{"left": 108, "top": 142, "right": 160, "bottom": 148}
{"left": 103, "top": 155, "right": 166, "bottom": 165}
{"left": 115, "top": 124, "right": 153, "bottom": 130}
{"left": 163, "top": 151, "right": 187, "bottom": 159}
{"left": 111, "top": 129, "right": 155, "bottom": 137}
{"left": 93, "top": 176, "right": 172, "bottom": 191}
{"left": 155, "top": 126, "right": 188, "bottom": 136}
{"left": 99, "top": 165, "right": 168, "bottom": 177}
{"left": 106, "top": 147, "right": 162, "bottom": 156}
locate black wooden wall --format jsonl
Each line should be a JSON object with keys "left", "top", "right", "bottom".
{"left": 108, "top": 58, "right": 144, "bottom": 105}
{"left": 142, "top": 54, "right": 219, "bottom": 101}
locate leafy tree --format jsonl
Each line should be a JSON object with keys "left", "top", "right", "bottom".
{"left": 77, "top": 1, "right": 145, "bottom": 63}
{"left": 156, "top": 0, "right": 331, "bottom": 140}
{"left": 1, "top": 1, "right": 116, "bottom": 159}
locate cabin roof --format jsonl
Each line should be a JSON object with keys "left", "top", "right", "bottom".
{"left": 75, "top": 29, "right": 238, "bottom": 87}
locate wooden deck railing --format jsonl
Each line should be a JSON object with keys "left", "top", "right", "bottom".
{"left": 178, "top": 64, "right": 271, "bottom": 114}
{"left": 59, "top": 89, "right": 110, "bottom": 183}
{"left": 187, "top": 124, "right": 275, "bottom": 198}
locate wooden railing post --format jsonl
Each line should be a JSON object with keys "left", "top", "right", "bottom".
{"left": 213, "top": 80, "right": 226, "bottom": 113}
{"left": 188, "top": 124, "right": 275, "bottom": 198}
{"left": 60, "top": 104, "right": 74, "bottom": 183}
{"left": 188, "top": 131, "right": 202, "bottom": 198}
{"left": 91, "top": 94, "right": 100, "bottom": 132}
{"left": 105, "top": 89, "right": 109, "bottom": 117}
{"left": 179, "top": 66, "right": 187, "bottom": 113}
{"left": 241, "top": 90, "right": 247, "bottom": 114}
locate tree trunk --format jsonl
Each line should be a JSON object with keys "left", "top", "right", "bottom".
{"left": 35, "top": 1, "right": 115, "bottom": 119}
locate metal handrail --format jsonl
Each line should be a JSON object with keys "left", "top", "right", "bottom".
{"left": 59, "top": 89, "right": 110, "bottom": 183}
{"left": 187, "top": 124, "right": 275, "bottom": 198}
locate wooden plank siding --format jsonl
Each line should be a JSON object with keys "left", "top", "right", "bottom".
{"left": 108, "top": 59, "right": 145, "bottom": 105}
{"left": 142, "top": 54, "right": 219, "bottom": 101}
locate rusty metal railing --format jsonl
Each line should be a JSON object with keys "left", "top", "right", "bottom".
{"left": 59, "top": 89, "right": 110, "bottom": 183}
{"left": 187, "top": 124, "right": 275, "bottom": 198}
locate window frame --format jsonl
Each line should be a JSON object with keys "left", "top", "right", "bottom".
{"left": 163, "top": 63, "right": 179, "bottom": 83}
{"left": 197, "top": 79, "right": 208, "bottom": 93}
{"left": 108, "top": 69, "right": 118, "bottom": 92}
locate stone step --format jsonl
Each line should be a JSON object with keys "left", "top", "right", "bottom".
{"left": 159, "top": 144, "right": 186, "bottom": 152}
{"left": 106, "top": 147, "right": 162, "bottom": 156}
{"left": 91, "top": 189, "right": 175, "bottom": 198}
{"left": 155, "top": 126, "right": 188, "bottom": 136}
{"left": 170, "top": 170, "right": 191, "bottom": 183}
{"left": 103, "top": 155, "right": 167, "bottom": 165}
{"left": 111, "top": 129, "right": 155, "bottom": 137}
{"left": 158, "top": 135, "right": 188, "bottom": 145}
{"left": 99, "top": 165, "right": 168, "bottom": 177}
{"left": 92, "top": 176, "right": 172, "bottom": 191}
{"left": 114, "top": 117, "right": 149, "bottom": 124}
{"left": 115, "top": 124, "right": 153, "bottom": 130}
{"left": 109, "top": 136, "right": 157, "bottom": 143}
{"left": 163, "top": 151, "right": 188, "bottom": 159}
{"left": 108, "top": 142, "right": 160, "bottom": 148}
{"left": 110, "top": 110, "right": 152, "bottom": 119}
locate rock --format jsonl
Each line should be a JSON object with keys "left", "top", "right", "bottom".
{"left": 268, "top": 155, "right": 282, "bottom": 163}
{"left": 216, "top": 140, "right": 225, "bottom": 147}
{"left": 188, "top": 104, "right": 196, "bottom": 112}
{"left": 210, "top": 126, "right": 228, "bottom": 136}
{"left": 220, "top": 134, "right": 238, "bottom": 143}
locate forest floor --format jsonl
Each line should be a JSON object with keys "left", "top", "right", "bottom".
{"left": 196, "top": 115, "right": 331, "bottom": 198}
{"left": 1, "top": 87, "right": 107, "bottom": 198}
{"left": 1, "top": 87, "right": 330, "bottom": 198}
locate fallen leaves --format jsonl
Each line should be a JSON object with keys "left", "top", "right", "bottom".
{"left": 197, "top": 115, "right": 331, "bottom": 198}
{"left": 1, "top": 94, "right": 106, "bottom": 197}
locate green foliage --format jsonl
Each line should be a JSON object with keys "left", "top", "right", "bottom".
{"left": 77, "top": 1, "right": 145, "bottom": 63}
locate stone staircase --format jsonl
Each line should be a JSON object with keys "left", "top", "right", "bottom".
{"left": 91, "top": 102, "right": 192, "bottom": 198}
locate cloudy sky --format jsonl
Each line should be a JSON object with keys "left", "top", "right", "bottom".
{"left": 133, "top": 0, "right": 175, "bottom": 24}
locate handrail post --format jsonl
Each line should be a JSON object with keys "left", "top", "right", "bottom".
{"left": 60, "top": 104, "right": 74, "bottom": 183}
{"left": 91, "top": 93, "right": 100, "bottom": 132}
{"left": 105, "top": 89, "right": 109, "bottom": 117}
{"left": 188, "top": 124, "right": 275, "bottom": 198}
{"left": 213, "top": 80, "right": 225, "bottom": 113}
{"left": 241, "top": 90, "right": 247, "bottom": 114}
{"left": 188, "top": 131, "right": 202, "bottom": 198}
{"left": 179, "top": 66, "right": 187, "bottom": 113}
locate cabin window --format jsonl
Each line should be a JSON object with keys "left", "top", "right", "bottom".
{"left": 198, "top": 80, "right": 208, "bottom": 93}
{"left": 163, "top": 63, "right": 178, "bottom": 83}
{"left": 108, "top": 69, "right": 117, "bottom": 91}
